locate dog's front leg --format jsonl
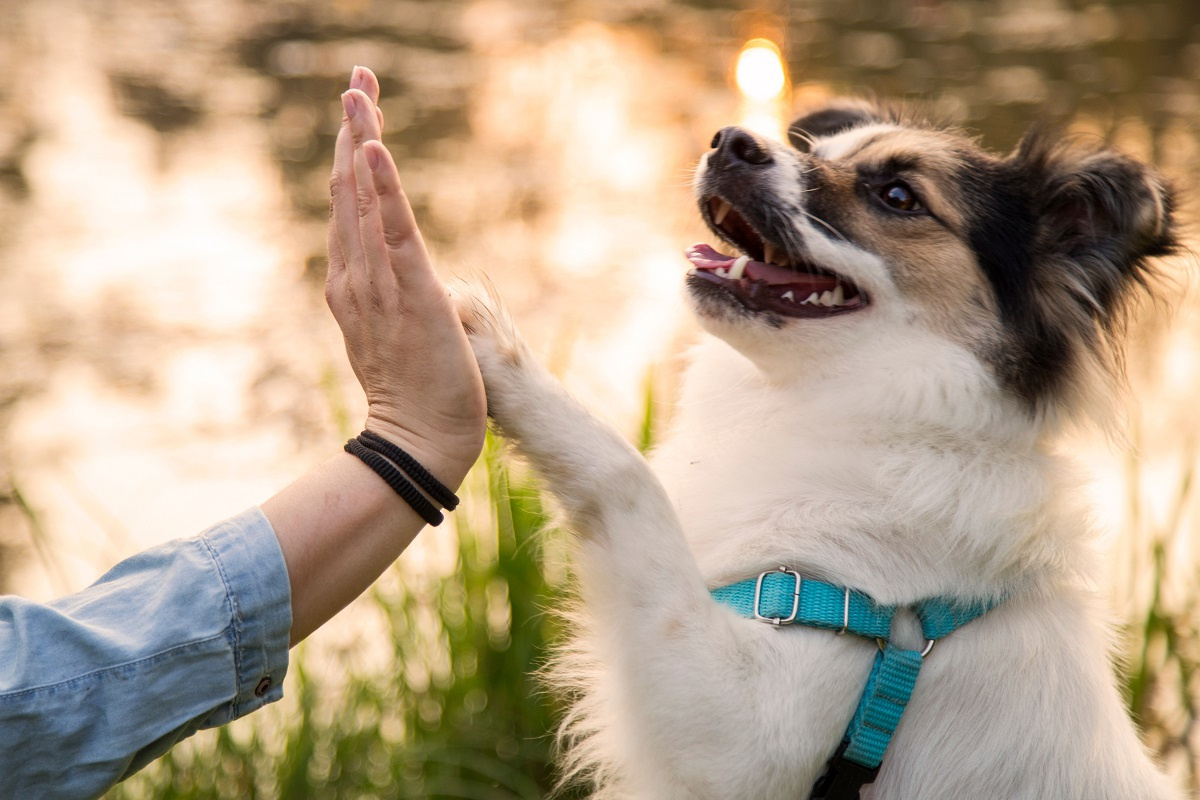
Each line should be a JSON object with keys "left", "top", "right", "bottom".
{"left": 453, "top": 284, "right": 707, "bottom": 607}
{"left": 454, "top": 286, "right": 857, "bottom": 798}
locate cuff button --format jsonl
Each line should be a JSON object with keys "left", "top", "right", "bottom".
{"left": 254, "top": 676, "right": 273, "bottom": 697}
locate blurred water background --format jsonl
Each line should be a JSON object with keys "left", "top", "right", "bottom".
{"left": 1, "top": 0, "right": 1199, "bottom": 795}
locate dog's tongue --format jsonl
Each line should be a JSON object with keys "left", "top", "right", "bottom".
{"left": 687, "top": 242, "right": 738, "bottom": 269}
{"left": 686, "top": 242, "right": 827, "bottom": 286}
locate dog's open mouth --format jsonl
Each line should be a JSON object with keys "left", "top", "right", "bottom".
{"left": 687, "top": 197, "right": 867, "bottom": 319}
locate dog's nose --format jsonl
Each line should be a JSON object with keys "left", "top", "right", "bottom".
{"left": 710, "top": 126, "right": 773, "bottom": 166}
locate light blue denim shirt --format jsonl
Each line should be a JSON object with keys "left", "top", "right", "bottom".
{"left": 0, "top": 507, "right": 292, "bottom": 799}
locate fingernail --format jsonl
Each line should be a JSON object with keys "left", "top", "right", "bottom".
{"left": 350, "top": 65, "right": 364, "bottom": 89}
{"left": 366, "top": 143, "right": 380, "bottom": 171}
{"left": 341, "top": 91, "right": 357, "bottom": 120}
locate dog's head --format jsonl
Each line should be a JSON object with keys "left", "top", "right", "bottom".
{"left": 687, "top": 101, "right": 1175, "bottom": 425}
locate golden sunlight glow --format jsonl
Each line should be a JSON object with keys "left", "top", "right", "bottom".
{"left": 736, "top": 39, "right": 786, "bottom": 101}
{"left": 735, "top": 38, "right": 788, "bottom": 141}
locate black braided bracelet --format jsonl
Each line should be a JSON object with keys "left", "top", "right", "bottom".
{"left": 357, "top": 430, "right": 460, "bottom": 510}
{"left": 344, "top": 438, "right": 444, "bottom": 526}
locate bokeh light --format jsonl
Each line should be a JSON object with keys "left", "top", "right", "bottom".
{"left": 736, "top": 38, "right": 788, "bottom": 141}
{"left": 736, "top": 39, "right": 786, "bottom": 101}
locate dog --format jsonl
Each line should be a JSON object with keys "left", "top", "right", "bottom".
{"left": 453, "top": 100, "right": 1186, "bottom": 798}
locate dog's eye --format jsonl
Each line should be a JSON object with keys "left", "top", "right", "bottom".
{"left": 879, "top": 181, "right": 922, "bottom": 213}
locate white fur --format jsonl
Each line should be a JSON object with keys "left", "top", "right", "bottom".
{"left": 451, "top": 170, "right": 1185, "bottom": 799}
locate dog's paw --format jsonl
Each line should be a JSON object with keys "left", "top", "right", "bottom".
{"left": 450, "top": 279, "right": 528, "bottom": 367}
{"left": 452, "top": 279, "right": 651, "bottom": 508}
{"left": 450, "top": 280, "right": 537, "bottom": 424}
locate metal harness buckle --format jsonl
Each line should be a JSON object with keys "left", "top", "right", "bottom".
{"left": 753, "top": 566, "right": 801, "bottom": 626}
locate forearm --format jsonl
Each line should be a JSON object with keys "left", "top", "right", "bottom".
{"left": 261, "top": 448, "right": 471, "bottom": 645}
{"left": 0, "top": 510, "right": 290, "bottom": 797}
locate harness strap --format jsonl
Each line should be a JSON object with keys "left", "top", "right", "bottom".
{"left": 710, "top": 567, "right": 894, "bottom": 638}
{"left": 914, "top": 596, "right": 994, "bottom": 640}
{"left": 710, "top": 568, "right": 1003, "bottom": 800}
{"left": 842, "top": 643, "right": 923, "bottom": 770}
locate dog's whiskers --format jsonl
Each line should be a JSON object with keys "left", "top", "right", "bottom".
{"left": 788, "top": 129, "right": 817, "bottom": 151}
{"left": 802, "top": 210, "right": 849, "bottom": 245}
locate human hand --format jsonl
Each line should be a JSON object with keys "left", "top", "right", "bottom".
{"left": 325, "top": 66, "right": 486, "bottom": 489}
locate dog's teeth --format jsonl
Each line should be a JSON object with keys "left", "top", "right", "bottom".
{"left": 713, "top": 199, "right": 732, "bottom": 225}
{"left": 728, "top": 255, "right": 750, "bottom": 281}
{"left": 832, "top": 285, "right": 845, "bottom": 306}
{"left": 763, "top": 243, "right": 777, "bottom": 265}
{"left": 781, "top": 290, "right": 795, "bottom": 302}
{"left": 819, "top": 290, "right": 834, "bottom": 307}
{"left": 803, "top": 292, "right": 820, "bottom": 305}
{"left": 715, "top": 267, "right": 729, "bottom": 278}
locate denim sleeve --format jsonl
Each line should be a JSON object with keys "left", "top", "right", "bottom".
{"left": 0, "top": 507, "right": 292, "bottom": 800}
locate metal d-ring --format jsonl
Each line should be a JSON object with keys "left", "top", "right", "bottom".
{"left": 876, "top": 637, "right": 936, "bottom": 658}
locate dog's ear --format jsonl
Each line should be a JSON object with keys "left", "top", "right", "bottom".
{"left": 1015, "top": 129, "right": 1175, "bottom": 322}
{"left": 788, "top": 100, "right": 884, "bottom": 151}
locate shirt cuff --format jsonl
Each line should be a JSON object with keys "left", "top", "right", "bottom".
{"left": 196, "top": 506, "right": 292, "bottom": 727}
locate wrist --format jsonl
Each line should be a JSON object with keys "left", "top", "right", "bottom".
{"left": 362, "top": 417, "right": 481, "bottom": 492}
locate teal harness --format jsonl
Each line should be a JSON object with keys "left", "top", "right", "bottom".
{"left": 711, "top": 567, "right": 1002, "bottom": 799}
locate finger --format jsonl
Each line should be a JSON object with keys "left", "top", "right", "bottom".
{"left": 351, "top": 135, "right": 399, "bottom": 298}
{"left": 345, "top": 90, "right": 393, "bottom": 296}
{"left": 326, "top": 125, "right": 350, "bottom": 280}
{"left": 325, "top": 204, "right": 348, "bottom": 313}
{"left": 344, "top": 88, "right": 382, "bottom": 145}
{"left": 327, "top": 70, "right": 381, "bottom": 286}
{"left": 349, "top": 65, "right": 381, "bottom": 107}
{"left": 326, "top": 196, "right": 345, "bottom": 273}
{"left": 362, "top": 139, "right": 438, "bottom": 290}
{"left": 351, "top": 66, "right": 385, "bottom": 132}
{"left": 328, "top": 68, "right": 379, "bottom": 287}
{"left": 330, "top": 93, "right": 366, "bottom": 286}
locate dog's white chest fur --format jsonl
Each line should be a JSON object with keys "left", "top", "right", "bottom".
{"left": 648, "top": 337, "right": 1173, "bottom": 798}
